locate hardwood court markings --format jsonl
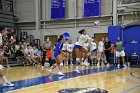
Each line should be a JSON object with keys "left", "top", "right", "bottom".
{"left": 2, "top": 66, "right": 124, "bottom": 93}
{"left": 120, "top": 70, "right": 140, "bottom": 93}
{"left": 8, "top": 67, "right": 140, "bottom": 93}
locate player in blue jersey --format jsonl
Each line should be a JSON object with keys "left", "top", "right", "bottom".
{"left": 49, "top": 35, "right": 66, "bottom": 75}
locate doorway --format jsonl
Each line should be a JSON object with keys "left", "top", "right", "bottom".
{"left": 44, "top": 35, "right": 58, "bottom": 47}
{"left": 94, "top": 33, "right": 108, "bottom": 42}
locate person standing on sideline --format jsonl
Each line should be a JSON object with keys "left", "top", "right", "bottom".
{"left": 104, "top": 37, "right": 111, "bottom": 66}
{"left": 115, "top": 36, "right": 127, "bottom": 68}
{"left": 90, "top": 37, "right": 98, "bottom": 66}
{"left": 97, "top": 38, "right": 105, "bottom": 66}
{"left": 42, "top": 37, "right": 52, "bottom": 70}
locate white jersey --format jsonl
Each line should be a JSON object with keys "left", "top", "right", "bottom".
{"left": 62, "top": 43, "right": 67, "bottom": 51}
{"left": 83, "top": 43, "right": 89, "bottom": 50}
{"left": 28, "top": 48, "right": 34, "bottom": 57}
{"left": 67, "top": 44, "right": 74, "bottom": 52}
{"left": 75, "top": 34, "right": 91, "bottom": 46}
{"left": 24, "top": 48, "right": 29, "bottom": 56}
{"left": 98, "top": 41, "right": 104, "bottom": 52}
{"left": 90, "top": 42, "right": 97, "bottom": 51}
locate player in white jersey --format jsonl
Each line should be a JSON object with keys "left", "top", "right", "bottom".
{"left": 74, "top": 29, "right": 91, "bottom": 73}
{"left": 67, "top": 39, "right": 74, "bottom": 65}
{"left": 0, "top": 47, "right": 14, "bottom": 87}
{"left": 90, "top": 37, "right": 98, "bottom": 66}
{"left": 81, "top": 41, "right": 90, "bottom": 65}
{"left": 62, "top": 41, "right": 68, "bottom": 65}
{"left": 62, "top": 41, "right": 67, "bottom": 52}
{"left": 97, "top": 38, "right": 105, "bottom": 66}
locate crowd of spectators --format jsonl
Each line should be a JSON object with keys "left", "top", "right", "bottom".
{"left": 0, "top": 27, "right": 43, "bottom": 67}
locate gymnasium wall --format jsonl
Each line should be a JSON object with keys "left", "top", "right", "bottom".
{"left": 14, "top": 0, "right": 140, "bottom": 45}
{"left": 20, "top": 26, "right": 108, "bottom": 45}
{"left": 108, "top": 25, "right": 140, "bottom": 56}
{"left": 15, "top": 0, "right": 112, "bottom": 21}
{"left": 14, "top": 0, "right": 35, "bottom": 22}
{"left": 40, "top": 26, "right": 108, "bottom": 44}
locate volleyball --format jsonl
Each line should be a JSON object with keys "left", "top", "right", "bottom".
{"left": 63, "top": 32, "right": 70, "bottom": 41}
{"left": 94, "top": 20, "right": 100, "bottom": 26}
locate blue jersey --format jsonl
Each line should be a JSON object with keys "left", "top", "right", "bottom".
{"left": 55, "top": 40, "right": 63, "bottom": 53}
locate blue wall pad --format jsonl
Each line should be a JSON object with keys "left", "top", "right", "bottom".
{"left": 123, "top": 25, "right": 140, "bottom": 56}
{"left": 108, "top": 25, "right": 123, "bottom": 44}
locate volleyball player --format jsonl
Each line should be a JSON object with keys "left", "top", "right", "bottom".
{"left": 0, "top": 65, "right": 14, "bottom": 86}
{"left": 81, "top": 40, "right": 90, "bottom": 65}
{"left": 90, "top": 37, "right": 98, "bottom": 66}
{"left": 67, "top": 39, "right": 74, "bottom": 65}
{"left": 97, "top": 38, "right": 105, "bottom": 66}
{"left": 74, "top": 29, "right": 91, "bottom": 73}
{"left": 0, "top": 47, "right": 14, "bottom": 86}
{"left": 49, "top": 35, "right": 66, "bottom": 75}
{"left": 62, "top": 41, "right": 68, "bottom": 65}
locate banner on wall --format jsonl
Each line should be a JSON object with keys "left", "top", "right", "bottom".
{"left": 51, "top": 0, "right": 66, "bottom": 19}
{"left": 84, "top": 0, "right": 101, "bottom": 17}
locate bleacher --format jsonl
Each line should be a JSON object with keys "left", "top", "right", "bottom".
{"left": 1, "top": 28, "right": 41, "bottom": 67}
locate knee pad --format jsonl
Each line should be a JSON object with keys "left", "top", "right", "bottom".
{"left": 76, "top": 58, "right": 80, "bottom": 62}
{"left": 54, "top": 63, "right": 58, "bottom": 66}
{"left": 0, "top": 65, "right": 3, "bottom": 69}
{"left": 70, "top": 58, "right": 73, "bottom": 61}
{"left": 60, "top": 63, "right": 63, "bottom": 66}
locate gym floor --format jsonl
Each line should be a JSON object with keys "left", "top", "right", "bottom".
{"left": 1, "top": 65, "right": 140, "bottom": 93}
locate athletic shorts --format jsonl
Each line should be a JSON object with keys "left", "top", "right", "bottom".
{"left": 62, "top": 50, "right": 67, "bottom": 52}
{"left": 74, "top": 45, "right": 82, "bottom": 49}
{"left": 67, "top": 51, "right": 73, "bottom": 53}
{"left": 116, "top": 51, "right": 125, "bottom": 57}
{"left": 92, "top": 49, "right": 97, "bottom": 52}
{"left": 54, "top": 52, "right": 61, "bottom": 58}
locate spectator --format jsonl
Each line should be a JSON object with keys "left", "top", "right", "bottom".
{"left": 36, "top": 46, "right": 43, "bottom": 63}
{"left": 104, "top": 37, "right": 111, "bottom": 66}
{"left": 16, "top": 47, "right": 26, "bottom": 65}
{"left": 97, "top": 37, "right": 105, "bottom": 66}
{"left": 42, "top": 37, "right": 52, "bottom": 69}
{"left": 0, "top": 32, "right": 2, "bottom": 46}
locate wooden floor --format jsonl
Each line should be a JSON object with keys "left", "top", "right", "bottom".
{"left": 1, "top": 65, "right": 140, "bottom": 93}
